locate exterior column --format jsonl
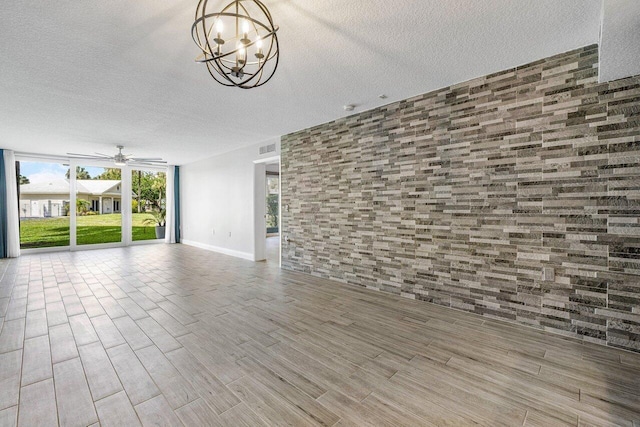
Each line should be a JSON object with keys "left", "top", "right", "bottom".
{"left": 99, "top": 196, "right": 103, "bottom": 214}
{"left": 111, "top": 197, "right": 114, "bottom": 214}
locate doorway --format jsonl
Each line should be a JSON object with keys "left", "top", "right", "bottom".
{"left": 253, "top": 155, "right": 280, "bottom": 265}
{"left": 265, "top": 160, "right": 280, "bottom": 264}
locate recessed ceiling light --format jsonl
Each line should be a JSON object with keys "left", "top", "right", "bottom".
{"left": 379, "top": 94, "right": 387, "bottom": 99}
{"left": 343, "top": 104, "right": 355, "bottom": 111}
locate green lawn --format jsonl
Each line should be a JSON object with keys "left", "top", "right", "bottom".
{"left": 19, "top": 213, "right": 160, "bottom": 249}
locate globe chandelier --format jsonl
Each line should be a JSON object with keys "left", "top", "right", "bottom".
{"left": 192, "top": 0, "right": 279, "bottom": 89}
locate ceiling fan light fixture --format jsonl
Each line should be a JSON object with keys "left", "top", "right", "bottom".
{"left": 192, "top": 0, "right": 279, "bottom": 89}
{"left": 114, "top": 145, "right": 127, "bottom": 166}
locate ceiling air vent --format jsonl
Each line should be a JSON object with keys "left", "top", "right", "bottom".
{"left": 259, "top": 143, "right": 276, "bottom": 155}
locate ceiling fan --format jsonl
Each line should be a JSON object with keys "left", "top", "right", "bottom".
{"left": 67, "top": 145, "right": 167, "bottom": 167}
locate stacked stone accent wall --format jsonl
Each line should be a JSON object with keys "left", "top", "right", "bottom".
{"left": 281, "top": 45, "right": 640, "bottom": 352}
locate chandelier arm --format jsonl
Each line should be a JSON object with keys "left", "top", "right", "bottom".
{"left": 206, "top": 62, "right": 237, "bottom": 87}
{"left": 195, "top": 26, "right": 277, "bottom": 64}
{"left": 208, "top": 56, "right": 236, "bottom": 81}
{"left": 250, "top": 33, "right": 279, "bottom": 88}
{"left": 193, "top": 12, "right": 275, "bottom": 40}
{"left": 201, "top": 0, "right": 218, "bottom": 57}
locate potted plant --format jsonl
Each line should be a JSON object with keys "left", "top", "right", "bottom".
{"left": 144, "top": 209, "right": 166, "bottom": 239}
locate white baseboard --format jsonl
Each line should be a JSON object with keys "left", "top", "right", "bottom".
{"left": 181, "top": 239, "right": 255, "bottom": 261}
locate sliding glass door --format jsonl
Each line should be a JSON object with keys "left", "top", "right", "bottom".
{"left": 73, "top": 165, "right": 123, "bottom": 246}
{"left": 131, "top": 168, "right": 167, "bottom": 242}
{"left": 17, "top": 160, "right": 70, "bottom": 249}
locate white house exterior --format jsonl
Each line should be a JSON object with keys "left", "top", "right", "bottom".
{"left": 19, "top": 179, "right": 123, "bottom": 218}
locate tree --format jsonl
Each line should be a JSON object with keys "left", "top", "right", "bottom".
{"left": 267, "top": 194, "right": 279, "bottom": 228}
{"left": 19, "top": 175, "right": 30, "bottom": 185}
{"left": 132, "top": 171, "right": 166, "bottom": 211}
{"left": 151, "top": 172, "right": 166, "bottom": 210}
{"left": 76, "top": 198, "right": 90, "bottom": 215}
{"left": 66, "top": 166, "right": 91, "bottom": 180}
{"left": 95, "top": 168, "right": 121, "bottom": 180}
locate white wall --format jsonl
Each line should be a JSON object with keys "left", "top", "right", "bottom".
{"left": 180, "top": 138, "right": 280, "bottom": 261}
{"left": 599, "top": 0, "right": 640, "bottom": 82}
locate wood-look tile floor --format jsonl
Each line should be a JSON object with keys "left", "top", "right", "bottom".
{"left": 0, "top": 240, "right": 639, "bottom": 426}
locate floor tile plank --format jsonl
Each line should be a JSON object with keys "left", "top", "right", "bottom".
{"left": 112, "top": 316, "right": 153, "bottom": 350}
{"left": 53, "top": 357, "right": 98, "bottom": 427}
{"left": 0, "top": 318, "right": 25, "bottom": 353}
{"left": 21, "top": 335, "right": 52, "bottom": 386}
{"left": 0, "top": 350, "right": 22, "bottom": 411}
{"left": 107, "top": 343, "right": 160, "bottom": 406}
{"left": 49, "top": 323, "right": 79, "bottom": 364}
{"left": 18, "top": 379, "right": 57, "bottom": 427}
{"left": 78, "top": 341, "right": 123, "bottom": 401}
{"left": 0, "top": 405, "right": 17, "bottom": 427}
{"left": 69, "top": 313, "right": 99, "bottom": 346}
{"left": 134, "top": 395, "right": 182, "bottom": 427}
{"left": 95, "top": 390, "right": 141, "bottom": 427}
{"left": 24, "top": 309, "right": 48, "bottom": 339}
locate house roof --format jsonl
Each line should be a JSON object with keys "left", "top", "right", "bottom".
{"left": 21, "top": 179, "right": 121, "bottom": 196}
{"left": 20, "top": 179, "right": 70, "bottom": 195}
{"left": 77, "top": 180, "right": 120, "bottom": 195}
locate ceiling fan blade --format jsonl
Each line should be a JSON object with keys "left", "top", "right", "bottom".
{"left": 130, "top": 157, "right": 165, "bottom": 161}
{"left": 129, "top": 161, "right": 168, "bottom": 166}
{"left": 93, "top": 152, "right": 114, "bottom": 158}
{"left": 67, "top": 153, "right": 112, "bottom": 159}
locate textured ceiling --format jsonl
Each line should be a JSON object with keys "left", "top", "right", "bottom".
{"left": 0, "top": 1, "right": 602, "bottom": 165}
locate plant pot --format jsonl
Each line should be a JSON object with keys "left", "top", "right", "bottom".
{"left": 155, "top": 226, "right": 166, "bottom": 239}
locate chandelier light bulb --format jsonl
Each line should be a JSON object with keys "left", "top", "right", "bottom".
{"left": 213, "top": 19, "right": 225, "bottom": 47}
{"left": 255, "top": 35, "right": 264, "bottom": 59}
{"left": 242, "top": 19, "right": 250, "bottom": 34}
{"left": 237, "top": 47, "right": 246, "bottom": 65}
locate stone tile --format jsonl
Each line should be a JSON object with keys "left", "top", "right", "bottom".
{"left": 112, "top": 316, "right": 153, "bottom": 351}
{"left": 18, "top": 379, "right": 57, "bottom": 427}
{"left": 4, "top": 298, "right": 26, "bottom": 320}
{"left": 0, "top": 319, "right": 25, "bottom": 354}
{"left": 24, "top": 309, "right": 48, "bottom": 339}
{"left": 26, "top": 292, "right": 45, "bottom": 312}
{"left": 62, "top": 295, "right": 85, "bottom": 316}
{"left": 91, "top": 314, "right": 126, "bottom": 349}
{"left": 0, "top": 405, "right": 17, "bottom": 427}
{"left": 80, "top": 296, "right": 106, "bottom": 318}
{"left": 95, "top": 390, "right": 141, "bottom": 427}
{"left": 175, "top": 398, "right": 223, "bottom": 426}
{"left": 78, "top": 341, "right": 123, "bottom": 401}
{"left": 134, "top": 395, "right": 182, "bottom": 427}
{"left": 49, "top": 323, "right": 79, "bottom": 364}
{"left": 134, "top": 345, "right": 196, "bottom": 409}
{"left": 53, "top": 358, "right": 98, "bottom": 427}
{"left": 107, "top": 344, "right": 159, "bottom": 406}
{"left": 98, "top": 296, "right": 126, "bottom": 319}
{"left": 0, "top": 350, "right": 22, "bottom": 411}
{"left": 21, "top": 335, "right": 52, "bottom": 386}
{"left": 69, "top": 313, "right": 99, "bottom": 346}
{"left": 45, "top": 301, "right": 67, "bottom": 327}
{"left": 135, "top": 317, "right": 181, "bottom": 353}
